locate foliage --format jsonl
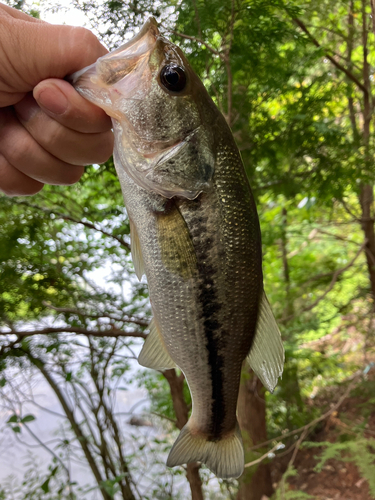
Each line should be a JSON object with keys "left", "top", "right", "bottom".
{"left": 304, "top": 438, "right": 375, "bottom": 496}
{"left": 0, "top": 456, "right": 75, "bottom": 500}
{"left": 272, "top": 467, "right": 315, "bottom": 500}
{"left": 2, "top": 0, "right": 375, "bottom": 498}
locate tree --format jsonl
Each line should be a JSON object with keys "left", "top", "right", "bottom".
{"left": 1, "top": 0, "right": 375, "bottom": 498}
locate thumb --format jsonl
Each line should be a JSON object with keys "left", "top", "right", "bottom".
{"left": 0, "top": 9, "right": 107, "bottom": 106}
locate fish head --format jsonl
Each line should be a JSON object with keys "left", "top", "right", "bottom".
{"left": 70, "top": 18, "right": 217, "bottom": 199}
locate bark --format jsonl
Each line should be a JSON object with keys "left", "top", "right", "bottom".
{"left": 236, "top": 364, "right": 274, "bottom": 500}
{"left": 163, "top": 369, "right": 204, "bottom": 500}
{"left": 359, "top": 0, "right": 375, "bottom": 303}
{"left": 371, "top": 0, "right": 375, "bottom": 38}
{"left": 359, "top": 184, "right": 375, "bottom": 301}
{"left": 280, "top": 207, "right": 294, "bottom": 320}
{"left": 347, "top": 0, "right": 360, "bottom": 144}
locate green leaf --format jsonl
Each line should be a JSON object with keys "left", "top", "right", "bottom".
{"left": 41, "top": 478, "right": 50, "bottom": 493}
{"left": 50, "top": 466, "right": 59, "bottom": 477}
{"left": 7, "top": 415, "right": 18, "bottom": 423}
{"left": 21, "top": 414, "right": 36, "bottom": 423}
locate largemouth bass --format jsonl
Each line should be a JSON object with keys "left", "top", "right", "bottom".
{"left": 70, "top": 18, "right": 284, "bottom": 479}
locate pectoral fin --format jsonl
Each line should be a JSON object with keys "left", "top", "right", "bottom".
{"left": 156, "top": 203, "right": 197, "bottom": 279}
{"left": 129, "top": 218, "right": 145, "bottom": 281}
{"left": 138, "top": 318, "right": 176, "bottom": 370}
{"left": 247, "top": 291, "right": 284, "bottom": 393}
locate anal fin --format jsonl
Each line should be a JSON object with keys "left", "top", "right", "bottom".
{"left": 129, "top": 218, "right": 146, "bottom": 281}
{"left": 138, "top": 318, "right": 176, "bottom": 371}
{"left": 247, "top": 291, "right": 284, "bottom": 393}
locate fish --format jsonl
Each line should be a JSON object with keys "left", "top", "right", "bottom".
{"left": 69, "top": 18, "right": 284, "bottom": 479}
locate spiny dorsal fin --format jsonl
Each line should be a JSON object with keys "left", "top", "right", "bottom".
{"left": 138, "top": 318, "right": 176, "bottom": 371}
{"left": 129, "top": 218, "right": 145, "bottom": 281}
{"left": 247, "top": 291, "right": 284, "bottom": 393}
{"left": 167, "top": 421, "right": 244, "bottom": 479}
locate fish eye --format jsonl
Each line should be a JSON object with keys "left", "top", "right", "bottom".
{"left": 160, "top": 65, "right": 187, "bottom": 92}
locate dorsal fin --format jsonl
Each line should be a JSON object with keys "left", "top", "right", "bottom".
{"left": 247, "top": 291, "right": 284, "bottom": 393}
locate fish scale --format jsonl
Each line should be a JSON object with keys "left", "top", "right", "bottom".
{"left": 70, "top": 17, "right": 284, "bottom": 479}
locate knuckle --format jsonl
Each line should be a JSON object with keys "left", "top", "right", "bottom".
{"left": 70, "top": 26, "right": 101, "bottom": 55}
{"left": 8, "top": 135, "right": 35, "bottom": 166}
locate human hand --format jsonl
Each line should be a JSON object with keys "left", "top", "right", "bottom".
{"left": 0, "top": 4, "right": 114, "bottom": 196}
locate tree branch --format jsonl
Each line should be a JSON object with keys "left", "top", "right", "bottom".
{"left": 0, "top": 326, "right": 147, "bottom": 339}
{"left": 42, "top": 302, "right": 149, "bottom": 327}
{"left": 23, "top": 422, "right": 71, "bottom": 477}
{"left": 244, "top": 441, "right": 281, "bottom": 468}
{"left": 247, "top": 374, "right": 361, "bottom": 455}
{"left": 172, "top": 31, "right": 224, "bottom": 59}
{"left": 13, "top": 200, "right": 131, "bottom": 250}
{"left": 191, "top": 0, "right": 202, "bottom": 39}
{"left": 25, "top": 350, "right": 113, "bottom": 500}
{"left": 292, "top": 17, "right": 368, "bottom": 95}
{"left": 280, "top": 241, "right": 366, "bottom": 323}
{"left": 228, "top": 0, "right": 236, "bottom": 52}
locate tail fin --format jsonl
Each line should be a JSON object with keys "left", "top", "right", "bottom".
{"left": 166, "top": 422, "right": 244, "bottom": 479}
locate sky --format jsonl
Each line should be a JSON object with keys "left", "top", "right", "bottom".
{"left": 39, "top": 0, "right": 89, "bottom": 27}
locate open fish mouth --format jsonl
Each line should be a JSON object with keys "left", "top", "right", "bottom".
{"left": 68, "top": 17, "right": 160, "bottom": 116}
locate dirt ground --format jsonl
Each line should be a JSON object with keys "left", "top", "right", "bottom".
{"left": 270, "top": 371, "right": 375, "bottom": 499}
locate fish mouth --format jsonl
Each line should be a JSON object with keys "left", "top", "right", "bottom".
{"left": 68, "top": 17, "right": 160, "bottom": 114}
{"left": 69, "top": 18, "right": 159, "bottom": 83}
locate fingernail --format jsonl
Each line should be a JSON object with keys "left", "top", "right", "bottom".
{"left": 15, "top": 94, "right": 39, "bottom": 122}
{"left": 35, "top": 85, "right": 69, "bottom": 115}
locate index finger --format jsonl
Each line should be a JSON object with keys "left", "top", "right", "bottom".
{"left": 33, "top": 79, "right": 112, "bottom": 133}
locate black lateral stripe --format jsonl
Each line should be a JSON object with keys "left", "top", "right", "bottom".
{"left": 186, "top": 207, "right": 225, "bottom": 440}
{"left": 197, "top": 258, "right": 226, "bottom": 440}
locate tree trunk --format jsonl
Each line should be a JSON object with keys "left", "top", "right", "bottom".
{"left": 359, "top": 1, "right": 375, "bottom": 304}
{"left": 236, "top": 364, "right": 273, "bottom": 500}
{"left": 163, "top": 369, "right": 204, "bottom": 500}
{"left": 280, "top": 207, "right": 294, "bottom": 320}
{"left": 359, "top": 184, "right": 375, "bottom": 302}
